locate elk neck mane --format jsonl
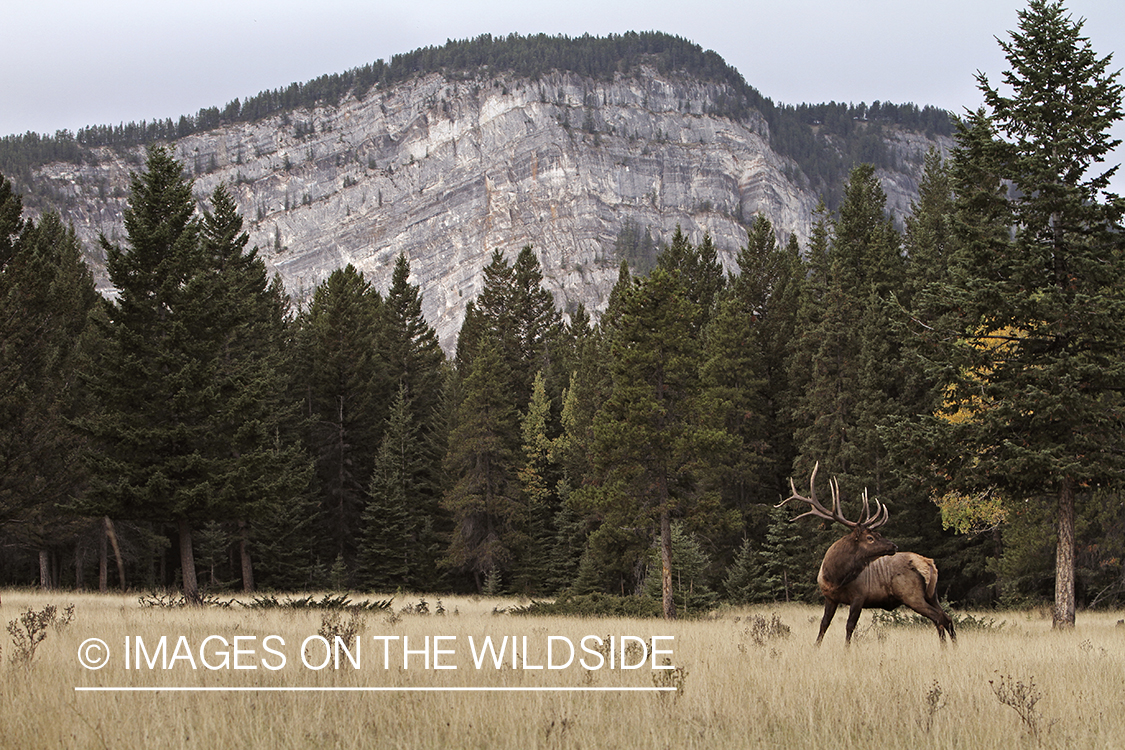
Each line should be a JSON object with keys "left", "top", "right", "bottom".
{"left": 820, "top": 531, "right": 882, "bottom": 587}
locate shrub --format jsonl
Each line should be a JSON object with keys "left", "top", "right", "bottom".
{"left": 6, "top": 603, "right": 74, "bottom": 668}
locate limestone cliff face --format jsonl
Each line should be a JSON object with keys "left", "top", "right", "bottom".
{"left": 33, "top": 67, "right": 947, "bottom": 350}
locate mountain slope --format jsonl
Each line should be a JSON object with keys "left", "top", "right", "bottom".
{"left": 8, "top": 36, "right": 952, "bottom": 350}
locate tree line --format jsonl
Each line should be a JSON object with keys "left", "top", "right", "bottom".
{"left": 1, "top": 1, "right": 1121, "bottom": 623}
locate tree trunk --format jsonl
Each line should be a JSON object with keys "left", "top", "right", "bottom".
{"left": 660, "top": 509, "right": 676, "bottom": 621}
{"left": 239, "top": 520, "right": 255, "bottom": 593}
{"left": 178, "top": 518, "right": 201, "bottom": 604}
{"left": 993, "top": 526, "right": 1004, "bottom": 602}
{"left": 75, "top": 545, "right": 85, "bottom": 591}
{"left": 1054, "top": 478, "right": 1076, "bottom": 628}
{"left": 105, "top": 517, "right": 126, "bottom": 591}
{"left": 39, "top": 549, "right": 51, "bottom": 590}
{"left": 99, "top": 520, "right": 109, "bottom": 592}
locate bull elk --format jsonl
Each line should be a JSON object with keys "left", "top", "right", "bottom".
{"left": 778, "top": 463, "right": 956, "bottom": 645}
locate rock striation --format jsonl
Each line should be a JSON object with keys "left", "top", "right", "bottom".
{"left": 32, "top": 67, "right": 949, "bottom": 350}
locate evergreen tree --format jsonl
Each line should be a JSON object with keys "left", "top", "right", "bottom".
{"left": 698, "top": 215, "right": 788, "bottom": 528}
{"left": 886, "top": 149, "right": 994, "bottom": 598}
{"left": 455, "top": 249, "right": 514, "bottom": 373}
{"left": 193, "top": 183, "right": 312, "bottom": 592}
{"left": 575, "top": 267, "right": 728, "bottom": 618}
{"left": 786, "top": 203, "right": 830, "bottom": 476}
{"left": 601, "top": 259, "right": 633, "bottom": 330}
{"left": 902, "top": 149, "right": 955, "bottom": 301}
{"left": 358, "top": 384, "right": 428, "bottom": 591}
{"left": 756, "top": 232, "right": 805, "bottom": 502}
{"left": 656, "top": 227, "right": 724, "bottom": 333}
{"left": 442, "top": 333, "right": 523, "bottom": 591}
{"left": 723, "top": 538, "right": 765, "bottom": 604}
{"left": 759, "top": 505, "right": 823, "bottom": 603}
{"left": 0, "top": 183, "right": 98, "bottom": 580}
{"left": 294, "top": 265, "right": 386, "bottom": 578}
{"left": 382, "top": 252, "right": 445, "bottom": 418}
{"left": 642, "top": 522, "right": 718, "bottom": 614}
{"left": 195, "top": 520, "right": 231, "bottom": 587}
{"left": 379, "top": 251, "right": 447, "bottom": 585}
{"left": 790, "top": 166, "right": 904, "bottom": 494}
{"left": 456, "top": 246, "right": 562, "bottom": 408}
{"left": 510, "top": 371, "right": 558, "bottom": 595}
{"left": 79, "top": 145, "right": 211, "bottom": 601}
{"left": 508, "top": 246, "right": 563, "bottom": 404}
{"left": 918, "top": 0, "right": 1125, "bottom": 627}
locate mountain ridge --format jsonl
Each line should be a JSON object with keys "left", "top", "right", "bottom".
{"left": 2, "top": 33, "right": 953, "bottom": 350}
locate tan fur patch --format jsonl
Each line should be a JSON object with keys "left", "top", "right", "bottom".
{"left": 906, "top": 554, "right": 938, "bottom": 599}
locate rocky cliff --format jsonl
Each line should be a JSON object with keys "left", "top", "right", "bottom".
{"left": 30, "top": 67, "right": 949, "bottom": 350}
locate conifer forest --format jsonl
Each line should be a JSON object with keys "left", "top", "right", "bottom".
{"left": 2, "top": 1, "right": 1124, "bottom": 625}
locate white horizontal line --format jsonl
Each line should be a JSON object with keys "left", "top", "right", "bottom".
{"left": 75, "top": 686, "right": 676, "bottom": 693}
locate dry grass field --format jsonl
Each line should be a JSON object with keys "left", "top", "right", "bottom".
{"left": 0, "top": 589, "right": 1121, "bottom": 749}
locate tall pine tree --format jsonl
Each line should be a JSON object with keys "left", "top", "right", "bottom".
{"left": 442, "top": 333, "right": 523, "bottom": 591}
{"left": 919, "top": 0, "right": 1125, "bottom": 627}
{"left": 0, "top": 178, "right": 98, "bottom": 585}
{"left": 576, "top": 266, "right": 729, "bottom": 618}
{"left": 80, "top": 146, "right": 210, "bottom": 601}
{"left": 295, "top": 265, "right": 387, "bottom": 580}
{"left": 191, "top": 183, "right": 312, "bottom": 592}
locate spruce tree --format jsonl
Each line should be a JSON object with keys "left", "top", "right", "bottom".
{"left": 723, "top": 538, "right": 764, "bottom": 604}
{"left": 576, "top": 267, "right": 726, "bottom": 618}
{"left": 380, "top": 252, "right": 447, "bottom": 585}
{"left": 442, "top": 333, "right": 522, "bottom": 591}
{"left": 786, "top": 203, "right": 830, "bottom": 480}
{"left": 759, "top": 505, "right": 822, "bottom": 603}
{"left": 0, "top": 184, "right": 98, "bottom": 578}
{"left": 382, "top": 252, "right": 445, "bottom": 416}
{"left": 756, "top": 233, "right": 805, "bottom": 501}
{"left": 192, "top": 183, "right": 312, "bottom": 592}
{"left": 358, "top": 384, "right": 425, "bottom": 591}
{"left": 510, "top": 371, "right": 558, "bottom": 595}
{"left": 294, "top": 265, "right": 386, "bottom": 578}
{"left": 456, "top": 246, "right": 561, "bottom": 408}
{"left": 921, "top": 0, "right": 1125, "bottom": 627}
{"left": 886, "top": 150, "right": 988, "bottom": 584}
{"left": 656, "top": 227, "right": 724, "bottom": 333}
{"left": 80, "top": 145, "right": 211, "bottom": 601}
{"left": 455, "top": 249, "right": 514, "bottom": 373}
{"left": 509, "top": 246, "right": 563, "bottom": 404}
{"left": 790, "top": 166, "right": 904, "bottom": 494}
{"left": 698, "top": 215, "right": 786, "bottom": 524}
{"left": 642, "top": 522, "right": 718, "bottom": 614}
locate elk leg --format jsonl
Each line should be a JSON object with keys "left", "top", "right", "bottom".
{"left": 931, "top": 606, "right": 956, "bottom": 644}
{"left": 816, "top": 600, "right": 838, "bottom": 645}
{"left": 844, "top": 600, "right": 865, "bottom": 644}
{"left": 928, "top": 593, "right": 957, "bottom": 643}
{"left": 908, "top": 598, "right": 956, "bottom": 644}
{"left": 933, "top": 611, "right": 948, "bottom": 643}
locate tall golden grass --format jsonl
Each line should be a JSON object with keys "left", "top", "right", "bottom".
{"left": 0, "top": 589, "right": 1121, "bottom": 749}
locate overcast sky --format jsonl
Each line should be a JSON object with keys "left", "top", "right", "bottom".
{"left": 4, "top": 0, "right": 1123, "bottom": 183}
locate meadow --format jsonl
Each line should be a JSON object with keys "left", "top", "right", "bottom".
{"left": 0, "top": 589, "right": 1121, "bottom": 749}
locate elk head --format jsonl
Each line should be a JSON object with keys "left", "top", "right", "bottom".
{"left": 778, "top": 462, "right": 897, "bottom": 577}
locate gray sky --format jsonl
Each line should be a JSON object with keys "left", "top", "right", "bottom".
{"left": 3, "top": 0, "right": 1124, "bottom": 185}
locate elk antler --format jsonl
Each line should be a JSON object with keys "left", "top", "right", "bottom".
{"left": 776, "top": 461, "right": 889, "bottom": 529}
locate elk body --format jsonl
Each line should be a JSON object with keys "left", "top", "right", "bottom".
{"left": 779, "top": 464, "right": 956, "bottom": 645}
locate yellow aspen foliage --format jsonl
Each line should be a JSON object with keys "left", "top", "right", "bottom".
{"left": 932, "top": 326, "right": 1028, "bottom": 532}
